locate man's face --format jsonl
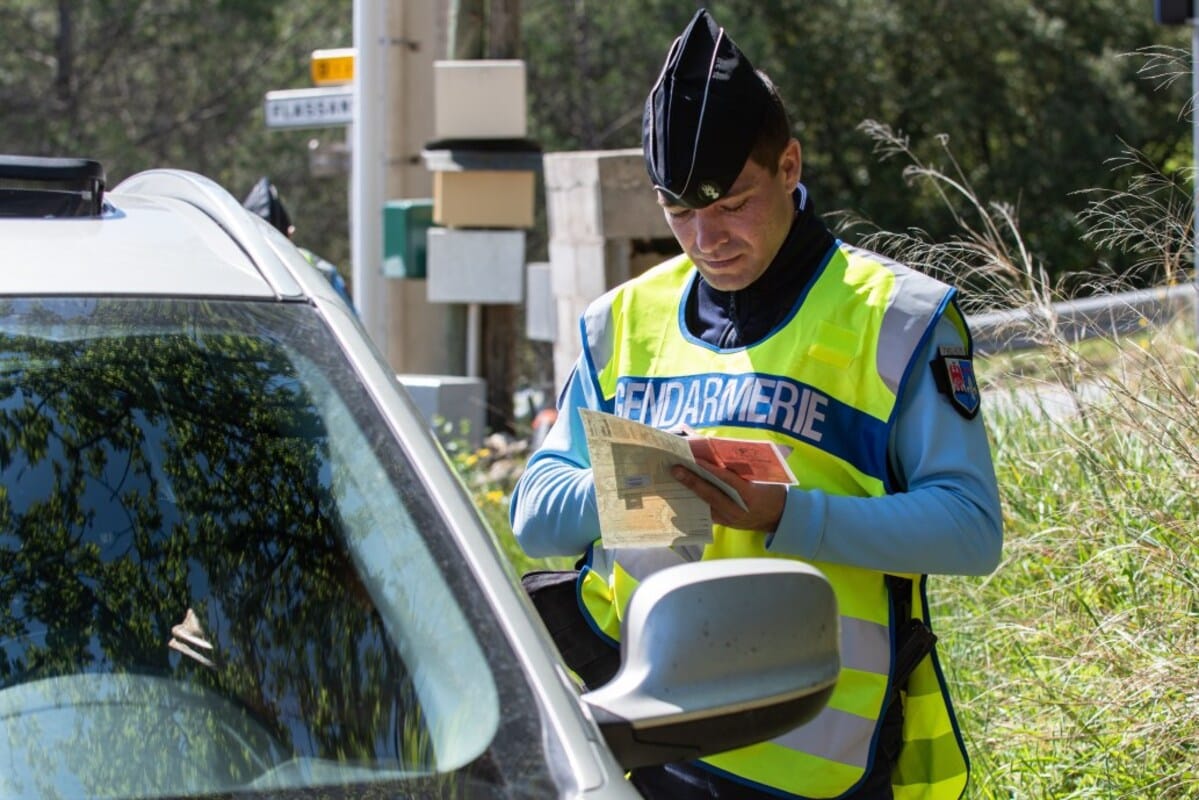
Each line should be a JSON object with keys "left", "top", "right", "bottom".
{"left": 658, "top": 139, "right": 802, "bottom": 293}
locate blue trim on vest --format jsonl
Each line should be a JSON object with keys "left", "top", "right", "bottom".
{"left": 676, "top": 273, "right": 721, "bottom": 350}
{"left": 765, "top": 241, "right": 838, "bottom": 344}
{"left": 613, "top": 371, "right": 889, "bottom": 484}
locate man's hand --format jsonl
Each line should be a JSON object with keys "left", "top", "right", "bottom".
{"left": 671, "top": 459, "right": 786, "bottom": 531}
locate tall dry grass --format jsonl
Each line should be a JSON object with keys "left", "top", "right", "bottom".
{"left": 845, "top": 48, "right": 1199, "bottom": 796}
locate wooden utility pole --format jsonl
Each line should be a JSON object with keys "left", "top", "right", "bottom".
{"left": 448, "top": 0, "right": 485, "bottom": 59}
{"left": 449, "top": 0, "right": 522, "bottom": 435}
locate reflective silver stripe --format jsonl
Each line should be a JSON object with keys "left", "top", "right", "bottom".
{"left": 843, "top": 245, "right": 953, "bottom": 395}
{"left": 840, "top": 615, "right": 891, "bottom": 675}
{"left": 583, "top": 288, "right": 620, "bottom": 380}
{"left": 773, "top": 705, "right": 876, "bottom": 768}
{"left": 880, "top": 274, "right": 954, "bottom": 393}
{"left": 595, "top": 546, "right": 695, "bottom": 581}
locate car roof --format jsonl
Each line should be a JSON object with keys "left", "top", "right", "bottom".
{"left": 1, "top": 160, "right": 308, "bottom": 300}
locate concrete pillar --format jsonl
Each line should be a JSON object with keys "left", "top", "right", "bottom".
{"left": 353, "top": 0, "right": 465, "bottom": 375}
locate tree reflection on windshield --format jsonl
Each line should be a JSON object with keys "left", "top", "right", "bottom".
{"left": 0, "top": 302, "right": 431, "bottom": 791}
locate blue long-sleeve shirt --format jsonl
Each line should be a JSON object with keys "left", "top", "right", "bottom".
{"left": 511, "top": 189, "right": 1003, "bottom": 577}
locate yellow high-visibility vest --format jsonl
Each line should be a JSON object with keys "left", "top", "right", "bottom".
{"left": 577, "top": 246, "right": 971, "bottom": 798}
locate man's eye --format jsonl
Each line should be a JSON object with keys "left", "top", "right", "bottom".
{"left": 666, "top": 208, "right": 693, "bottom": 219}
{"left": 723, "top": 199, "right": 748, "bottom": 213}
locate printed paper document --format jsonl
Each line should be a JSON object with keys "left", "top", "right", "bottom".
{"left": 580, "top": 410, "right": 791, "bottom": 549}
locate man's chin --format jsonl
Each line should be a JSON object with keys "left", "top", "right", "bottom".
{"left": 698, "top": 266, "right": 754, "bottom": 292}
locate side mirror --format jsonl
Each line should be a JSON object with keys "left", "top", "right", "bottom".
{"left": 581, "top": 558, "right": 839, "bottom": 769}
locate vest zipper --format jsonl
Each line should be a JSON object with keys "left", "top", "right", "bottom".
{"left": 719, "top": 292, "right": 740, "bottom": 348}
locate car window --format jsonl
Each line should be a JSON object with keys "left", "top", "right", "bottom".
{"left": 0, "top": 298, "right": 556, "bottom": 799}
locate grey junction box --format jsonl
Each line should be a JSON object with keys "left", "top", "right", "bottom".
{"left": 397, "top": 374, "right": 486, "bottom": 447}
{"left": 426, "top": 227, "right": 525, "bottom": 304}
{"left": 525, "top": 261, "right": 556, "bottom": 342}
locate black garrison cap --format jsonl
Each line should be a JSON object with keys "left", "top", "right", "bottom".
{"left": 642, "top": 8, "right": 772, "bottom": 209}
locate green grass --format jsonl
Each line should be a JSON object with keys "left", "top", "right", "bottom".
{"left": 947, "top": 321, "right": 1199, "bottom": 798}
{"left": 841, "top": 113, "right": 1199, "bottom": 800}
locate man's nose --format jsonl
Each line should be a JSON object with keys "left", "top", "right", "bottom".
{"left": 692, "top": 208, "right": 729, "bottom": 253}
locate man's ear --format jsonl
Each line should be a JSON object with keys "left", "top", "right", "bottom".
{"left": 780, "top": 138, "right": 802, "bottom": 187}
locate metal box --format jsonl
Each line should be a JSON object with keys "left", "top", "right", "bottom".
{"left": 433, "top": 60, "right": 527, "bottom": 140}
{"left": 382, "top": 198, "right": 434, "bottom": 279}
{"left": 426, "top": 228, "right": 524, "bottom": 304}
{"left": 433, "top": 170, "right": 535, "bottom": 229}
{"left": 396, "top": 374, "right": 487, "bottom": 447}
{"left": 525, "top": 261, "right": 556, "bottom": 342}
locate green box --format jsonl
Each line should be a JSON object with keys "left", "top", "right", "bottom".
{"left": 382, "top": 198, "right": 434, "bottom": 279}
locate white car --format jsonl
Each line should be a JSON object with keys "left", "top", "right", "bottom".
{"left": 0, "top": 155, "right": 839, "bottom": 799}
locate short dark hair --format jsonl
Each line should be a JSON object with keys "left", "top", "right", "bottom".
{"left": 747, "top": 70, "right": 793, "bottom": 174}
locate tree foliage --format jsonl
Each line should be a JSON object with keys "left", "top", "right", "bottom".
{"left": 0, "top": 1, "right": 1191, "bottom": 292}
{"left": 521, "top": 0, "right": 1193, "bottom": 284}
{"left": 0, "top": 300, "right": 427, "bottom": 790}
{"left": 0, "top": 0, "right": 353, "bottom": 267}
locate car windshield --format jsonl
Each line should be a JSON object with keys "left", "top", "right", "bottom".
{"left": 0, "top": 298, "right": 556, "bottom": 799}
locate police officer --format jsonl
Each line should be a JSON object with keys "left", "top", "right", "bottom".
{"left": 511, "top": 8, "right": 1003, "bottom": 799}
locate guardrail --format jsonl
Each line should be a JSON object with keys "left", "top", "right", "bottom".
{"left": 968, "top": 284, "right": 1197, "bottom": 355}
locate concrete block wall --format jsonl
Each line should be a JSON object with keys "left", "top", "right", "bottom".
{"left": 542, "top": 148, "right": 676, "bottom": 393}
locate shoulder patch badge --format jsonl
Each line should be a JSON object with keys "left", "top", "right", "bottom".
{"left": 930, "top": 345, "right": 980, "bottom": 420}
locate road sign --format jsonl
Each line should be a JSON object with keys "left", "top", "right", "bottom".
{"left": 263, "top": 87, "right": 353, "bottom": 130}
{"left": 312, "top": 48, "right": 355, "bottom": 86}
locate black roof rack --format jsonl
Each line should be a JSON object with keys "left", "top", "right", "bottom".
{"left": 0, "top": 155, "right": 106, "bottom": 218}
